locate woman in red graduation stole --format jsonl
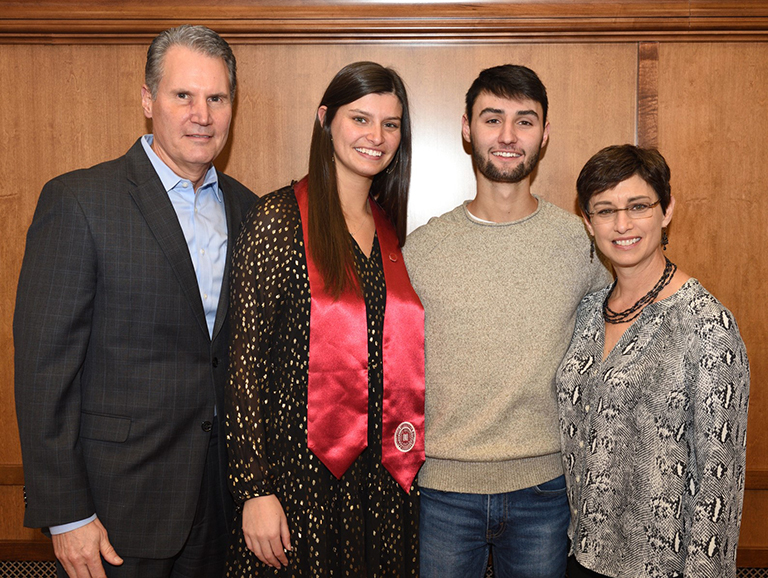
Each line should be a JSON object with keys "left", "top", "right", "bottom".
{"left": 225, "top": 62, "right": 425, "bottom": 576}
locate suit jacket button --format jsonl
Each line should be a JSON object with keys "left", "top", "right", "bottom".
{"left": 201, "top": 421, "right": 213, "bottom": 432}
{"left": 212, "top": 357, "right": 219, "bottom": 368}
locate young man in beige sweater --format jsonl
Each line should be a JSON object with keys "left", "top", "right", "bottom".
{"left": 403, "top": 64, "right": 610, "bottom": 578}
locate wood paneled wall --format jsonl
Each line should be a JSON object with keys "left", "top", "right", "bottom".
{"left": 1, "top": 0, "right": 766, "bottom": 566}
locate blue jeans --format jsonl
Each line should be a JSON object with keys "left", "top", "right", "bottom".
{"left": 419, "top": 476, "right": 570, "bottom": 578}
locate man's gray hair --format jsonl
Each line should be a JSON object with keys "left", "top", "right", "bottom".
{"left": 145, "top": 24, "right": 237, "bottom": 100}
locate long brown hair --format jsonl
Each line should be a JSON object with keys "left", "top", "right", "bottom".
{"left": 307, "top": 61, "right": 412, "bottom": 298}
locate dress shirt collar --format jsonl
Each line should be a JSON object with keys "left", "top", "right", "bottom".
{"left": 141, "top": 134, "right": 222, "bottom": 202}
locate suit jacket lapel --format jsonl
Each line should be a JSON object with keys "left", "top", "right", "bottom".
{"left": 125, "top": 139, "right": 209, "bottom": 338}
{"left": 211, "top": 176, "right": 243, "bottom": 342}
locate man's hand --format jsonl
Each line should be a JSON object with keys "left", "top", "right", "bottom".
{"left": 242, "top": 495, "right": 292, "bottom": 569}
{"left": 52, "top": 518, "right": 123, "bottom": 578}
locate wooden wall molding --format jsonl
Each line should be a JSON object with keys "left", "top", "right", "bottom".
{"left": 2, "top": 466, "right": 768, "bottom": 564}
{"left": 746, "top": 469, "right": 768, "bottom": 491}
{"left": 1, "top": 1, "right": 768, "bottom": 44}
{"left": 0, "top": 541, "right": 765, "bottom": 566}
{"left": 0, "top": 541, "right": 55, "bottom": 561}
{"left": 0, "top": 465, "right": 24, "bottom": 486}
{"left": 737, "top": 547, "right": 768, "bottom": 567}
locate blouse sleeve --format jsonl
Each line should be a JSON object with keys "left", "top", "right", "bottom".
{"left": 225, "top": 188, "right": 299, "bottom": 505}
{"left": 683, "top": 300, "right": 750, "bottom": 575}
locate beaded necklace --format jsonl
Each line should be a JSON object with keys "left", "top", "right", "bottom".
{"left": 603, "top": 257, "right": 677, "bottom": 324}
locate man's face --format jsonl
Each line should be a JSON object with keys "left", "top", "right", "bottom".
{"left": 141, "top": 46, "right": 232, "bottom": 184}
{"left": 462, "top": 92, "right": 549, "bottom": 184}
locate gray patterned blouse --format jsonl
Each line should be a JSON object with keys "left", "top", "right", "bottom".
{"left": 557, "top": 278, "right": 749, "bottom": 578}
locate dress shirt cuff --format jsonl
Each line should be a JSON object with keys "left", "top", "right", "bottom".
{"left": 49, "top": 514, "right": 98, "bottom": 535}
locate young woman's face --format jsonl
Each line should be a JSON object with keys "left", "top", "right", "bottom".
{"left": 319, "top": 92, "right": 402, "bottom": 186}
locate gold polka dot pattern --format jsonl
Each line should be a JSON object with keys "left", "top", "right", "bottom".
{"left": 225, "top": 185, "right": 419, "bottom": 576}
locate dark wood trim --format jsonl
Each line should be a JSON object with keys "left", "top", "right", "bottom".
{"left": 0, "top": 541, "right": 766, "bottom": 566}
{"left": 0, "top": 545, "right": 763, "bottom": 566}
{"left": 691, "top": 0, "right": 768, "bottom": 18}
{"left": 746, "top": 468, "right": 768, "bottom": 490}
{"left": 0, "top": 540, "right": 55, "bottom": 561}
{"left": 0, "top": 465, "right": 24, "bottom": 486}
{"left": 737, "top": 547, "right": 768, "bottom": 567}
{"left": 0, "top": 541, "right": 765, "bottom": 567}
{"left": 0, "top": 469, "right": 766, "bottom": 564}
{"left": 637, "top": 41, "right": 659, "bottom": 149}
{"left": 1, "top": 1, "right": 768, "bottom": 43}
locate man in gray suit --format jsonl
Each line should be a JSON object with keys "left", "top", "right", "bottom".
{"left": 14, "top": 25, "right": 256, "bottom": 578}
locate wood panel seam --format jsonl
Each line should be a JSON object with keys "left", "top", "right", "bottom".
{"left": 637, "top": 41, "right": 659, "bottom": 149}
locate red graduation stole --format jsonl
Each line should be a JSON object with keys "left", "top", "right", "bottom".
{"left": 294, "top": 177, "right": 425, "bottom": 493}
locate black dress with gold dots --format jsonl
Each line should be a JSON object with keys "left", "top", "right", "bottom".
{"left": 225, "top": 185, "right": 419, "bottom": 577}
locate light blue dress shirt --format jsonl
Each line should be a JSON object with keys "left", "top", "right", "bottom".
{"left": 50, "top": 136, "right": 228, "bottom": 536}
{"left": 141, "top": 134, "right": 228, "bottom": 338}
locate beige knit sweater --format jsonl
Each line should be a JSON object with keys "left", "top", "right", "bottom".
{"left": 403, "top": 198, "right": 610, "bottom": 494}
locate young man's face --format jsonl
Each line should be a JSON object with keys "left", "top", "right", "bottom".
{"left": 462, "top": 91, "right": 549, "bottom": 184}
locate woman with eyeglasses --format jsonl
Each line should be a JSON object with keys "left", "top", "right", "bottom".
{"left": 557, "top": 145, "right": 749, "bottom": 578}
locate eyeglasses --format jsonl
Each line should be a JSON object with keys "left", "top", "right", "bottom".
{"left": 586, "top": 199, "right": 661, "bottom": 223}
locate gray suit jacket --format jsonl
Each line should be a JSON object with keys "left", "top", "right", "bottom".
{"left": 14, "top": 138, "right": 257, "bottom": 557}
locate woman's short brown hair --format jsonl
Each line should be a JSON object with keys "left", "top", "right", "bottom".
{"left": 577, "top": 145, "right": 671, "bottom": 217}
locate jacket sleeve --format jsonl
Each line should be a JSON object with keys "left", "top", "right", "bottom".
{"left": 14, "top": 177, "right": 97, "bottom": 528}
